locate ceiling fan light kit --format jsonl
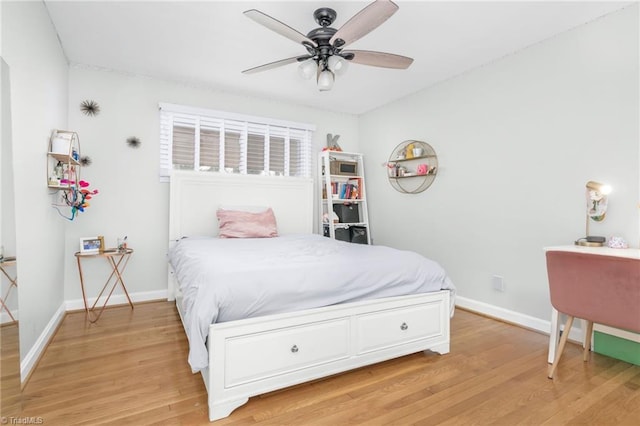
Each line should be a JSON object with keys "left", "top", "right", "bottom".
{"left": 317, "top": 69, "right": 335, "bottom": 91}
{"left": 243, "top": 0, "right": 413, "bottom": 92}
{"left": 327, "top": 55, "right": 348, "bottom": 75}
{"left": 298, "top": 59, "right": 317, "bottom": 80}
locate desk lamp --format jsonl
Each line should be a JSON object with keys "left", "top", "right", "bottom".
{"left": 575, "top": 180, "right": 611, "bottom": 247}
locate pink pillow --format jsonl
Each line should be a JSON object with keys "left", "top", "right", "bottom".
{"left": 216, "top": 208, "right": 278, "bottom": 238}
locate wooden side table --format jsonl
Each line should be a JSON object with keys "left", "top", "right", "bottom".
{"left": 75, "top": 248, "right": 134, "bottom": 323}
{"left": 0, "top": 257, "right": 17, "bottom": 323}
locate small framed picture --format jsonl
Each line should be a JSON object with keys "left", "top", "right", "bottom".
{"left": 79, "top": 237, "right": 102, "bottom": 254}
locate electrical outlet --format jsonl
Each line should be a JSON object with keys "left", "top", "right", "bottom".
{"left": 492, "top": 275, "right": 505, "bottom": 292}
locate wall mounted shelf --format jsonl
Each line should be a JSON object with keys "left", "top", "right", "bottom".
{"left": 47, "top": 130, "right": 81, "bottom": 190}
{"left": 386, "top": 140, "right": 438, "bottom": 194}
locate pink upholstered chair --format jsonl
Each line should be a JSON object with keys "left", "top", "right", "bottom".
{"left": 545, "top": 251, "right": 640, "bottom": 379}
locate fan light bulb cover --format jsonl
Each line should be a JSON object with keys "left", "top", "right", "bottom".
{"left": 318, "top": 70, "right": 335, "bottom": 91}
{"left": 328, "top": 55, "right": 348, "bottom": 75}
{"left": 298, "top": 60, "right": 317, "bottom": 80}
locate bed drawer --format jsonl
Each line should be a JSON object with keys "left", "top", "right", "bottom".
{"left": 356, "top": 301, "right": 444, "bottom": 354}
{"left": 224, "top": 318, "right": 350, "bottom": 388}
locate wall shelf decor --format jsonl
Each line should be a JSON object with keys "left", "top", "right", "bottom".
{"left": 386, "top": 140, "right": 438, "bottom": 194}
{"left": 47, "top": 129, "right": 81, "bottom": 190}
{"left": 47, "top": 130, "right": 99, "bottom": 221}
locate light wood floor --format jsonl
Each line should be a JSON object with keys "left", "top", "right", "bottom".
{"left": 1, "top": 321, "right": 22, "bottom": 417}
{"left": 20, "top": 301, "right": 640, "bottom": 425}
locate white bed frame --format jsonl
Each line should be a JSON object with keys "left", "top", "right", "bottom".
{"left": 168, "top": 170, "right": 450, "bottom": 422}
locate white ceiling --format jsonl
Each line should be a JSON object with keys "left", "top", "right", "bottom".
{"left": 44, "top": 1, "right": 631, "bottom": 115}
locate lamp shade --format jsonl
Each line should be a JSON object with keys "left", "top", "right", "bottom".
{"left": 586, "top": 181, "right": 611, "bottom": 222}
{"left": 317, "top": 70, "right": 335, "bottom": 91}
{"left": 586, "top": 180, "right": 612, "bottom": 195}
{"left": 328, "top": 55, "right": 348, "bottom": 75}
{"left": 298, "top": 60, "right": 317, "bottom": 80}
{"left": 576, "top": 180, "right": 612, "bottom": 246}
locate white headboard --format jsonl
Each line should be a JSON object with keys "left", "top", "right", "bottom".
{"left": 169, "top": 171, "right": 314, "bottom": 240}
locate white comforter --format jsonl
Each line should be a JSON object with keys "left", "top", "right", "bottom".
{"left": 168, "top": 234, "right": 456, "bottom": 373}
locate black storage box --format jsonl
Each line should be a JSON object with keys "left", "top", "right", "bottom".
{"left": 334, "top": 227, "right": 351, "bottom": 242}
{"left": 333, "top": 203, "right": 359, "bottom": 223}
{"left": 350, "top": 226, "right": 368, "bottom": 244}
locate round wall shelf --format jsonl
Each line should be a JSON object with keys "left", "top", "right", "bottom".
{"left": 386, "top": 140, "right": 438, "bottom": 194}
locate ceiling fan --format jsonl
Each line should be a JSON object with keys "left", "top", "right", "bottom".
{"left": 242, "top": 0, "right": 413, "bottom": 91}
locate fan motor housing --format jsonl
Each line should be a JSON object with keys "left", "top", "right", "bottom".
{"left": 308, "top": 7, "right": 339, "bottom": 49}
{"left": 307, "top": 26, "right": 337, "bottom": 46}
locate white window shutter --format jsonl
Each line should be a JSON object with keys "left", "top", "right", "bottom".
{"left": 159, "top": 103, "right": 314, "bottom": 181}
{"left": 247, "top": 123, "right": 267, "bottom": 175}
{"left": 159, "top": 110, "right": 173, "bottom": 182}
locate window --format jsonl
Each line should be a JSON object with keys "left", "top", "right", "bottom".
{"left": 159, "top": 103, "right": 314, "bottom": 182}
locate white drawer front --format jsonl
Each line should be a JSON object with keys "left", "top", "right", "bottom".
{"left": 225, "top": 318, "right": 350, "bottom": 388}
{"left": 356, "top": 302, "right": 443, "bottom": 354}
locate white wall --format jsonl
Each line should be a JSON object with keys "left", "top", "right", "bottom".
{"left": 2, "top": 1, "right": 69, "bottom": 364}
{"left": 63, "top": 67, "right": 359, "bottom": 302}
{"left": 360, "top": 5, "right": 639, "bottom": 323}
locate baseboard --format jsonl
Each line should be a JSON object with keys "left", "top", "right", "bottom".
{"left": 594, "top": 324, "right": 640, "bottom": 343}
{"left": 455, "top": 296, "right": 584, "bottom": 343}
{"left": 64, "top": 289, "right": 168, "bottom": 311}
{"left": 21, "top": 302, "right": 66, "bottom": 385}
{"left": 21, "top": 289, "right": 168, "bottom": 385}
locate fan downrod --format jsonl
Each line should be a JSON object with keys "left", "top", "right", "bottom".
{"left": 313, "top": 8, "right": 337, "bottom": 27}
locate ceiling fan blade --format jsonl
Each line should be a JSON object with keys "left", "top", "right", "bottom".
{"left": 244, "top": 9, "right": 317, "bottom": 48}
{"left": 242, "top": 56, "right": 307, "bottom": 75}
{"left": 345, "top": 50, "right": 414, "bottom": 69}
{"left": 330, "top": 0, "right": 398, "bottom": 48}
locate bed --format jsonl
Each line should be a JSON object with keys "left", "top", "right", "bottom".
{"left": 168, "top": 170, "right": 455, "bottom": 421}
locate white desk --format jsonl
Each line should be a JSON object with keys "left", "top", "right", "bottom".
{"left": 544, "top": 245, "right": 640, "bottom": 363}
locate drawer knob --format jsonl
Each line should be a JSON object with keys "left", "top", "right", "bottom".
{"left": 400, "top": 322, "right": 408, "bottom": 331}
{"left": 291, "top": 345, "right": 299, "bottom": 353}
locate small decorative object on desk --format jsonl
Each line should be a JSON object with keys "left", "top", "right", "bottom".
{"left": 607, "top": 236, "right": 628, "bottom": 249}
{"left": 80, "top": 236, "right": 103, "bottom": 254}
{"left": 117, "top": 236, "right": 128, "bottom": 252}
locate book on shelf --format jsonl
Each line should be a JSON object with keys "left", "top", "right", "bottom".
{"left": 330, "top": 179, "right": 361, "bottom": 200}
